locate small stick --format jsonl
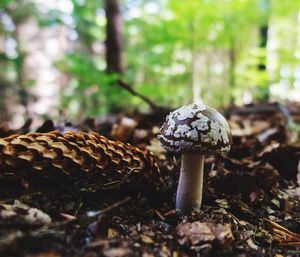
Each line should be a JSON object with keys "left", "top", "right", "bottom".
{"left": 264, "top": 219, "right": 300, "bottom": 237}
{"left": 264, "top": 218, "right": 300, "bottom": 244}
{"left": 117, "top": 80, "right": 162, "bottom": 110}
{"left": 154, "top": 210, "right": 165, "bottom": 221}
{"left": 87, "top": 197, "right": 131, "bottom": 217}
{"left": 273, "top": 228, "right": 300, "bottom": 242}
{"left": 279, "top": 241, "right": 300, "bottom": 246}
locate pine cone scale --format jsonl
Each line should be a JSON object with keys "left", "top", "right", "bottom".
{"left": 0, "top": 131, "right": 159, "bottom": 189}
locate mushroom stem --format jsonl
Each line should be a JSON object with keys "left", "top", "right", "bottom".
{"left": 176, "top": 154, "right": 204, "bottom": 213}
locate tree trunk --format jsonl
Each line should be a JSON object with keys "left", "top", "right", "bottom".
{"left": 104, "top": 0, "right": 160, "bottom": 110}
{"left": 192, "top": 51, "right": 202, "bottom": 103}
{"left": 105, "top": 0, "right": 124, "bottom": 74}
{"left": 6, "top": 6, "right": 30, "bottom": 120}
{"left": 258, "top": 25, "right": 268, "bottom": 71}
{"left": 228, "top": 37, "right": 236, "bottom": 104}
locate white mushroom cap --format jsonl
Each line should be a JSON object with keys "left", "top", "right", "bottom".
{"left": 157, "top": 103, "right": 232, "bottom": 154}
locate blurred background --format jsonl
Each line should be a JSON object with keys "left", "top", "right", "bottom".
{"left": 1, "top": 0, "right": 300, "bottom": 127}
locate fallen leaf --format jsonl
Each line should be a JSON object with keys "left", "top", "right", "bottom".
{"left": 103, "top": 247, "right": 132, "bottom": 257}
{"left": 107, "top": 227, "right": 120, "bottom": 238}
{"left": 246, "top": 238, "right": 258, "bottom": 250}
{"left": 141, "top": 235, "right": 154, "bottom": 244}
{"left": 0, "top": 201, "right": 51, "bottom": 226}
{"left": 111, "top": 117, "right": 137, "bottom": 142}
{"left": 60, "top": 213, "right": 77, "bottom": 220}
{"left": 176, "top": 222, "right": 233, "bottom": 248}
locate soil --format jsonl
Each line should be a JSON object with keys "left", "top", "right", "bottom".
{"left": 0, "top": 102, "right": 300, "bottom": 257}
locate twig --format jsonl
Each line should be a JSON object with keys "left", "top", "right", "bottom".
{"left": 264, "top": 218, "right": 300, "bottom": 245}
{"left": 87, "top": 196, "right": 131, "bottom": 217}
{"left": 154, "top": 209, "right": 165, "bottom": 221}
{"left": 264, "top": 218, "right": 299, "bottom": 237}
{"left": 277, "top": 104, "right": 300, "bottom": 145}
{"left": 279, "top": 241, "right": 300, "bottom": 246}
{"left": 117, "top": 80, "right": 161, "bottom": 110}
{"left": 277, "top": 103, "right": 300, "bottom": 130}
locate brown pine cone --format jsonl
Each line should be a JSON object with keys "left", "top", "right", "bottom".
{"left": 0, "top": 131, "right": 159, "bottom": 190}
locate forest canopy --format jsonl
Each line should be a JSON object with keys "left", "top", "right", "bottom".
{"left": 0, "top": 0, "right": 300, "bottom": 126}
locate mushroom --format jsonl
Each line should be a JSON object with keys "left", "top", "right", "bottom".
{"left": 157, "top": 103, "right": 232, "bottom": 213}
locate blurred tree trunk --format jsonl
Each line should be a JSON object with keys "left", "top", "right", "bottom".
{"left": 255, "top": 0, "right": 270, "bottom": 101}
{"left": 105, "top": 0, "right": 124, "bottom": 74}
{"left": 190, "top": 13, "right": 202, "bottom": 104}
{"left": 256, "top": 24, "right": 269, "bottom": 102}
{"left": 104, "top": 0, "right": 159, "bottom": 110}
{"left": 14, "top": 38, "right": 30, "bottom": 118}
{"left": 192, "top": 51, "right": 202, "bottom": 103}
{"left": 5, "top": 6, "right": 30, "bottom": 120}
{"left": 258, "top": 25, "right": 268, "bottom": 71}
{"left": 228, "top": 37, "right": 236, "bottom": 104}
{"left": 0, "top": 81, "right": 13, "bottom": 123}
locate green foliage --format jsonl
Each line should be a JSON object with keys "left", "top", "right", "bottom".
{"left": 1, "top": 0, "right": 300, "bottom": 122}
{"left": 57, "top": 53, "right": 131, "bottom": 117}
{"left": 0, "top": 0, "right": 13, "bottom": 8}
{"left": 125, "top": 0, "right": 264, "bottom": 106}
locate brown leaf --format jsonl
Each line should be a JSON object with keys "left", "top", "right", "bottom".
{"left": 111, "top": 117, "right": 137, "bottom": 142}
{"left": 0, "top": 201, "right": 51, "bottom": 226}
{"left": 176, "top": 222, "right": 233, "bottom": 248}
{"left": 103, "top": 247, "right": 132, "bottom": 257}
{"left": 297, "top": 159, "right": 300, "bottom": 186}
{"left": 60, "top": 213, "right": 77, "bottom": 221}
{"left": 141, "top": 234, "right": 154, "bottom": 244}
{"left": 107, "top": 227, "right": 120, "bottom": 238}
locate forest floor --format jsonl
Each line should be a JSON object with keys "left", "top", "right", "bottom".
{"left": 0, "top": 102, "right": 300, "bottom": 257}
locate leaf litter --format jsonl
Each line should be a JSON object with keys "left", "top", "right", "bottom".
{"left": 0, "top": 102, "right": 300, "bottom": 256}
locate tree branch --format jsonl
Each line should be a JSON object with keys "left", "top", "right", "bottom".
{"left": 117, "top": 79, "right": 162, "bottom": 110}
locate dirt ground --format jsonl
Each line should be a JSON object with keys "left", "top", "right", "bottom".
{"left": 0, "top": 102, "right": 300, "bottom": 257}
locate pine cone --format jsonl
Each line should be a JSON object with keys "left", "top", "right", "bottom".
{"left": 0, "top": 131, "right": 159, "bottom": 189}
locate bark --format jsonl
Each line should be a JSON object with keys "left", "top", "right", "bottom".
{"left": 104, "top": 0, "right": 162, "bottom": 110}
{"left": 0, "top": 80, "right": 14, "bottom": 123}
{"left": 5, "top": 7, "right": 30, "bottom": 119}
{"left": 190, "top": 14, "right": 202, "bottom": 104}
{"left": 258, "top": 25, "right": 268, "bottom": 71}
{"left": 192, "top": 51, "right": 202, "bottom": 103}
{"left": 228, "top": 37, "right": 236, "bottom": 104}
{"left": 105, "top": 0, "right": 124, "bottom": 74}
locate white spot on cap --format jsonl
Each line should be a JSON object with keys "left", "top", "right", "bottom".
{"left": 174, "top": 124, "right": 190, "bottom": 138}
{"left": 173, "top": 104, "right": 207, "bottom": 121}
{"left": 163, "top": 118, "right": 176, "bottom": 136}
{"left": 191, "top": 115, "right": 209, "bottom": 131}
{"left": 158, "top": 103, "right": 231, "bottom": 153}
{"left": 187, "top": 128, "right": 198, "bottom": 141}
{"left": 176, "top": 106, "right": 196, "bottom": 120}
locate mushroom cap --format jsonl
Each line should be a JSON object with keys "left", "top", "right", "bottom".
{"left": 157, "top": 103, "right": 232, "bottom": 154}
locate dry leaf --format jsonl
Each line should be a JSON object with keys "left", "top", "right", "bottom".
{"left": 297, "top": 159, "right": 300, "bottom": 186}
{"left": 103, "top": 247, "right": 132, "bottom": 257}
{"left": 107, "top": 227, "right": 120, "bottom": 238}
{"left": 0, "top": 201, "right": 51, "bottom": 226}
{"left": 246, "top": 238, "right": 258, "bottom": 250}
{"left": 111, "top": 117, "right": 137, "bottom": 142}
{"left": 141, "top": 235, "right": 154, "bottom": 244}
{"left": 176, "top": 222, "right": 233, "bottom": 248}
